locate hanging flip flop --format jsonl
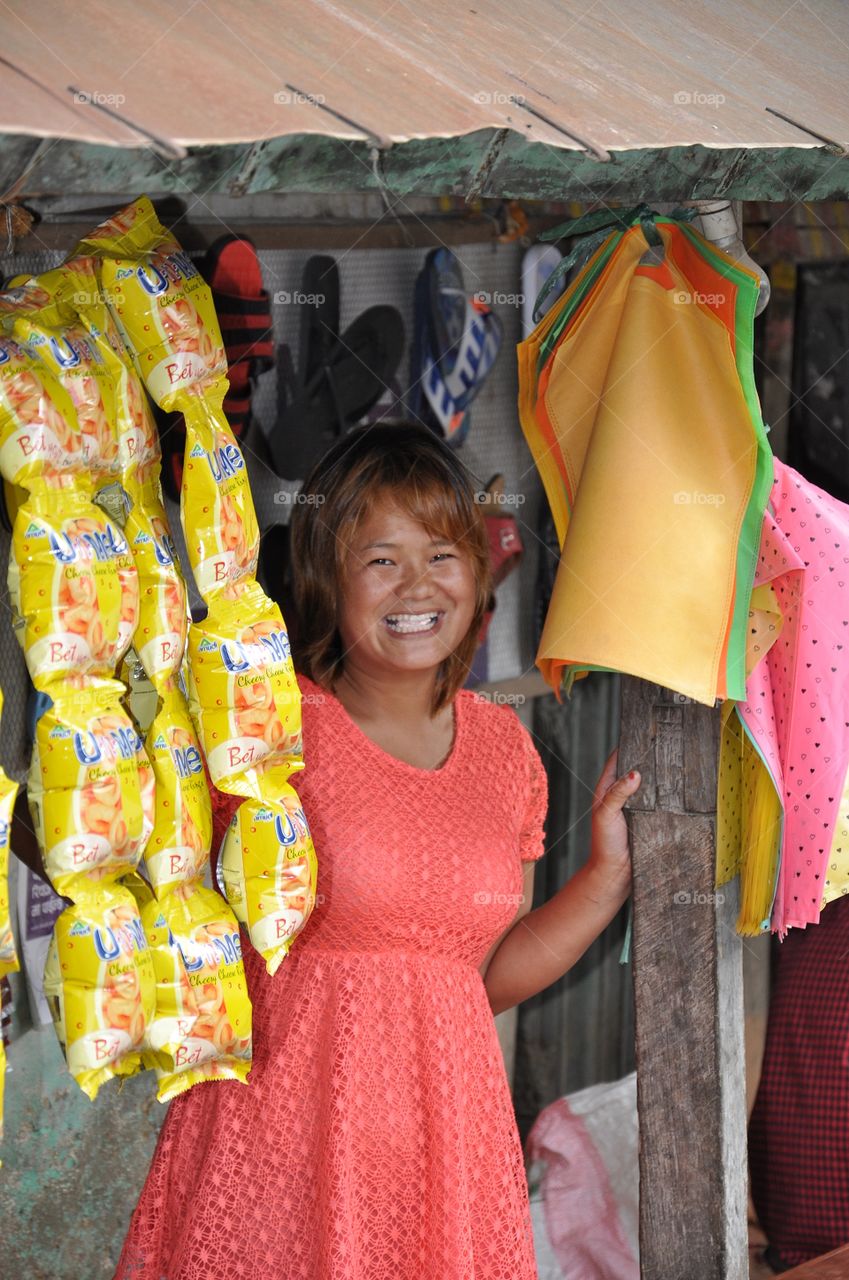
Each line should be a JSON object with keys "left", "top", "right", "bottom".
{"left": 268, "top": 304, "right": 406, "bottom": 479}
{"left": 409, "top": 249, "right": 501, "bottom": 448}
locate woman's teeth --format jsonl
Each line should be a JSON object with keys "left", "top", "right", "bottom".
{"left": 384, "top": 612, "right": 439, "bottom": 634}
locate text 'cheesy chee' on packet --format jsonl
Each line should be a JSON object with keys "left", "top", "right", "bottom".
{"left": 143, "top": 682, "right": 212, "bottom": 896}
{"left": 28, "top": 684, "right": 154, "bottom": 901}
{"left": 186, "top": 579, "right": 303, "bottom": 798}
{"left": 137, "top": 881, "right": 252, "bottom": 1101}
{"left": 75, "top": 196, "right": 259, "bottom": 601}
{"left": 221, "top": 789, "right": 318, "bottom": 976}
{"left": 43, "top": 884, "right": 156, "bottom": 1100}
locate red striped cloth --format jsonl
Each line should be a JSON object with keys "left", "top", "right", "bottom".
{"left": 748, "top": 894, "right": 849, "bottom": 1268}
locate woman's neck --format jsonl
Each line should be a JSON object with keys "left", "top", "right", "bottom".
{"left": 332, "top": 665, "right": 440, "bottom": 724}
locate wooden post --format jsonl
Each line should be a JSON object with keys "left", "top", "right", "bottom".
{"left": 619, "top": 677, "right": 748, "bottom": 1280}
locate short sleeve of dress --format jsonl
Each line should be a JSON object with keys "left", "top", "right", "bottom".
{"left": 517, "top": 722, "right": 548, "bottom": 862}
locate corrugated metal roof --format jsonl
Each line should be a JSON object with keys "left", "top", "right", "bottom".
{"left": 1, "top": 0, "right": 848, "bottom": 157}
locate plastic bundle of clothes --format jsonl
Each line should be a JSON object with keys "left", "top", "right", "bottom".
{"left": 518, "top": 212, "right": 773, "bottom": 707}
{"left": 519, "top": 211, "right": 849, "bottom": 935}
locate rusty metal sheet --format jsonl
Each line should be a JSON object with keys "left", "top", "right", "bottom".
{"left": 0, "top": 0, "right": 847, "bottom": 159}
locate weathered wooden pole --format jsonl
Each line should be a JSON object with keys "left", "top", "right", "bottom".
{"left": 619, "top": 677, "right": 748, "bottom": 1280}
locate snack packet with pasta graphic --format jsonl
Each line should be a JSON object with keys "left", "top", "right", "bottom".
{"left": 221, "top": 791, "right": 318, "bottom": 976}
{"left": 56, "top": 257, "right": 161, "bottom": 496}
{"left": 28, "top": 684, "right": 154, "bottom": 900}
{"left": 0, "top": 332, "right": 87, "bottom": 492}
{"left": 76, "top": 196, "right": 227, "bottom": 410}
{"left": 0, "top": 765, "right": 20, "bottom": 981}
{"left": 43, "top": 883, "right": 156, "bottom": 1099}
{"left": 186, "top": 579, "right": 303, "bottom": 798}
{"left": 0, "top": 277, "right": 118, "bottom": 484}
{"left": 180, "top": 403, "right": 259, "bottom": 598}
{"left": 8, "top": 488, "right": 130, "bottom": 691}
{"left": 123, "top": 480, "right": 188, "bottom": 686}
{"left": 144, "top": 683, "right": 212, "bottom": 895}
{"left": 76, "top": 196, "right": 259, "bottom": 599}
{"left": 136, "top": 881, "right": 252, "bottom": 1101}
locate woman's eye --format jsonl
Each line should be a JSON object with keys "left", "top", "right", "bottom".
{"left": 368, "top": 557, "right": 394, "bottom": 566}
{"left": 431, "top": 552, "right": 454, "bottom": 562}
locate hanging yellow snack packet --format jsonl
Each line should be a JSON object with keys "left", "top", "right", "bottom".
{"left": 180, "top": 403, "right": 259, "bottom": 598}
{"left": 0, "top": 333, "right": 86, "bottom": 490}
{"left": 0, "top": 766, "right": 20, "bottom": 981}
{"left": 221, "top": 790, "right": 317, "bottom": 976}
{"left": 123, "top": 481, "right": 188, "bottom": 686}
{"left": 8, "top": 489, "right": 127, "bottom": 691}
{"left": 186, "top": 579, "right": 303, "bottom": 797}
{"left": 56, "top": 256, "right": 161, "bottom": 497}
{"left": 137, "top": 881, "right": 252, "bottom": 1101}
{"left": 144, "top": 683, "right": 212, "bottom": 895}
{"left": 28, "top": 685, "right": 154, "bottom": 899}
{"left": 76, "top": 196, "right": 259, "bottom": 599}
{"left": 43, "top": 884, "right": 156, "bottom": 1099}
{"left": 0, "top": 277, "right": 118, "bottom": 483}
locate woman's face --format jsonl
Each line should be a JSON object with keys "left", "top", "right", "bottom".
{"left": 336, "top": 492, "right": 478, "bottom": 683}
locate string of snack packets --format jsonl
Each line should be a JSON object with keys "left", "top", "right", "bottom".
{"left": 0, "top": 196, "right": 317, "bottom": 1124}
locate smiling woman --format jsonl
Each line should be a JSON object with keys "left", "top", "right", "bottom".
{"left": 289, "top": 421, "right": 491, "bottom": 716}
{"left": 114, "top": 421, "right": 638, "bottom": 1280}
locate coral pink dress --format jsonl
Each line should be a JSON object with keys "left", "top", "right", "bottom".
{"left": 114, "top": 675, "right": 548, "bottom": 1280}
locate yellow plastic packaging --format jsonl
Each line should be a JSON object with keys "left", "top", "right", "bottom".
{"left": 221, "top": 791, "right": 317, "bottom": 976}
{"left": 180, "top": 403, "right": 259, "bottom": 598}
{"left": 42, "top": 884, "right": 156, "bottom": 1099}
{"left": 8, "top": 488, "right": 128, "bottom": 691}
{"left": 76, "top": 196, "right": 259, "bottom": 599}
{"left": 137, "top": 881, "right": 252, "bottom": 1100}
{"left": 0, "top": 332, "right": 86, "bottom": 490}
{"left": 0, "top": 277, "right": 118, "bottom": 483}
{"left": 76, "top": 196, "right": 228, "bottom": 410}
{"left": 144, "top": 683, "right": 213, "bottom": 895}
{"left": 123, "top": 481, "right": 188, "bottom": 686}
{"left": 0, "top": 766, "right": 20, "bottom": 980}
{"left": 186, "top": 580, "right": 303, "bottom": 797}
{"left": 57, "top": 256, "right": 161, "bottom": 496}
{"left": 28, "top": 684, "right": 154, "bottom": 899}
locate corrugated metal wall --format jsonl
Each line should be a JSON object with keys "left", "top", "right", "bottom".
{"left": 514, "top": 675, "right": 636, "bottom": 1142}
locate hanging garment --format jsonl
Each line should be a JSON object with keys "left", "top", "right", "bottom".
{"left": 748, "top": 894, "right": 849, "bottom": 1267}
{"left": 717, "top": 457, "right": 849, "bottom": 935}
{"left": 518, "top": 215, "right": 772, "bottom": 707}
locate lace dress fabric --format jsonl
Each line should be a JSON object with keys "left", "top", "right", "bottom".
{"left": 115, "top": 675, "right": 548, "bottom": 1280}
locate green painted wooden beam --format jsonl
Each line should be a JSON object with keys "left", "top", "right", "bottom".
{"left": 3, "top": 129, "right": 849, "bottom": 202}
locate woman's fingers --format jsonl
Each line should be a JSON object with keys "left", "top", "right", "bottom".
{"left": 593, "top": 750, "right": 641, "bottom": 818}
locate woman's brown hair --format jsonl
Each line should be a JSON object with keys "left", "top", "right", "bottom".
{"left": 289, "top": 422, "right": 492, "bottom": 715}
